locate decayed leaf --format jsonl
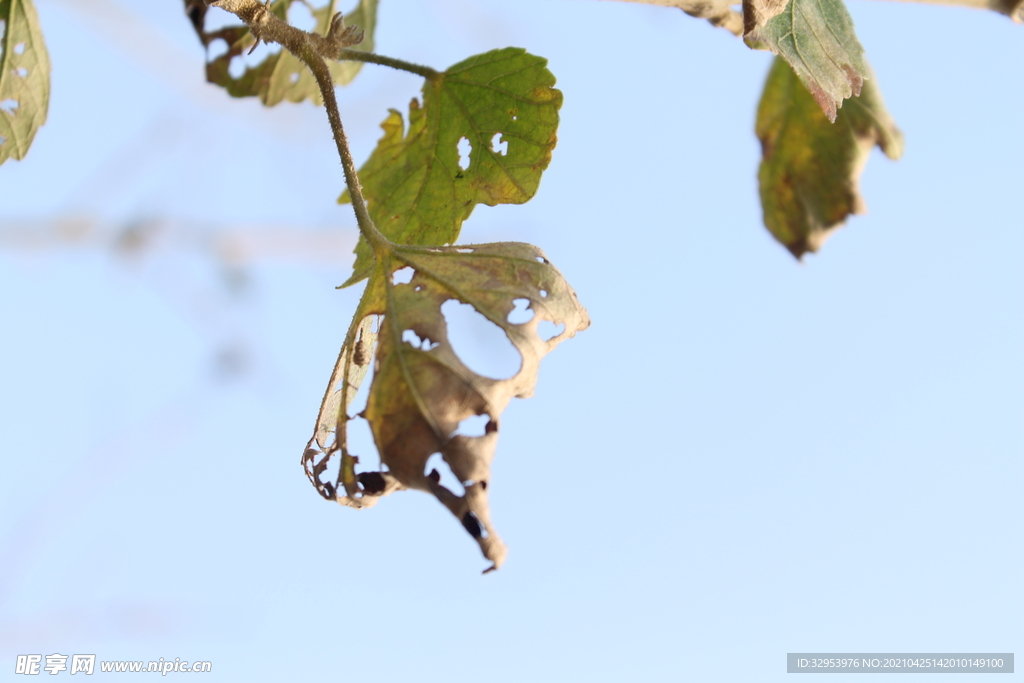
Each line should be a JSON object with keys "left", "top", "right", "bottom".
{"left": 743, "top": 0, "right": 867, "bottom": 122}
{"left": 0, "top": 0, "right": 50, "bottom": 165}
{"left": 305, "top": 242, "right": 588, "bottom": 571}
{"left": 743, "top": 0, "right": 789, "bottom": 34}
{"left": 756, "top": 56, "right": 903, "bottom": 258}
{"left": 303, "top": 315, "right": 379, "bottom": 501}
{"left": 340, "top": 48, "right": 562, "bottom": 286}
{"left": 197, "top": 0, "right": 377, "bottom": 106}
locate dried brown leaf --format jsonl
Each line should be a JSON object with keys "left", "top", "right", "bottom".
{"left": 306, "top": 241, "right": 589, "bottom": 571}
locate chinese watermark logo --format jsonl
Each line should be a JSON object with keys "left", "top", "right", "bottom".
{"left": 15, "top": 654, "right": 209, "bottom": 675}
{"left": 16, "top": 654, "right": 93, "bottom": 676}
{"left": 70, "top": 656, "right": 95, "bottom": 675}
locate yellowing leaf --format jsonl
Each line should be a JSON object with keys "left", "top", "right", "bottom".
{"left": 0, "top": 0, "right": 49, "bottom": 165}
{"left": 200, "top": 0, "right": 376, "bottom": 106}
{"left": 340, "top": 48, "right": 562, "bottom": 286}
{"left": 744, "top": 0, "right": 867, "bottom": 122}
{"left": 305, "top": 242, "right": 588, "bottom": 571}
{"left": 756, "top": 57, "right": 903, "bottom": 258}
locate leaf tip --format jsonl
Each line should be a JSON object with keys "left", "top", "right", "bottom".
{"left": 809, "top": 83, "right": 838, "bottom": 123}
{"left": 784, "top": 226, "right": 839, "bottom": 260}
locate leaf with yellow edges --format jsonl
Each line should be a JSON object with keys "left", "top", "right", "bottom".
{"left": 340, "top": 48, "right": 562, "bottom": 286}
{"left": 756, "top": 57, "right": 903, "bottom": 257}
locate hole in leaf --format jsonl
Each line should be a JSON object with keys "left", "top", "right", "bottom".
{"left": 441, "top": 300, "right": 521, "bottom": 379}
{"left": 14, "top": 43, "right": 25, "bottom": 55}
{"left": 228, "top": 56, "right": 246, "bottom": 79}
{"left": 0, "top": 99, "right": 18, "bottom": 115}
{"left": 425, "top": 453, "right": 465, "bottom": 496}
{"left": 490, "top": 133, "right": 508, "bottom": 156}
{"left": 346, "top": 359, "right": 374, "bottom": 418}
{"left": 456, "top": 248, "right": 474, "bottom": 253}
{"left": 232, "top": 39, "right": 281, "bottom": 77}
{"left": 455, "top": 414, "right": 491, "bottom": 438}
{"left": 402, "top": 329, "right": 439, "bottom": 351}
{"left": 392, "top": 266, "right": 414, "bottom": 285}
{"left": 289, "top": 72, "right": 300, "bottom": 84}
{"left": 537, "top": 320, "right": 565, "bottom": 342}
{"left": 207, "top": 37, "right": 229, "bottom": 60}
{"left": 457, "top": 136, "right": 472, "bottom": 170}
{"left": 201, "top": 6, "right": 240, "bottom": 32}
{"left": 0, "top": 134, "right": 7, "bottom": 146}
{"left": 312, "top": 446, "right": 341, "bottom": 491}
{"left": 14, "top": 67, "right": 27, "bottom": 78}
{"left": 535, "top": 256, "right": 548, "bottom": 264}
{"left": 346, "top": 417, "right": 377, "bottom": 472}
{"left": 507, "top": 298, "right": 534, "bottom": 325}
{"left": 511, "top": 114, "right": 518, "bottom": 121}
{"left": 288, "top": 1, "right": 317, "bottom": 31}
{"left": 539, "top": 289, "right": 548, "bottom": 298}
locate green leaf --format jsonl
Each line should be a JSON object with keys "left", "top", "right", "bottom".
{"left": 305, "top": 241, "right": 589, "bottom": 571}
{"left": 756, "top": 56, "right": 903, "bottom": 258}
{"left": 0, "top": 0, "right": 50, "bottom": 165}
{"left": 743, "top": 0, "right": 867, "bottom": 122}
{"left": 202, "top": 0, "right": 377, "bottom": 106}
{"left": 340, "top": 48, "right": 562, "bottom": 287}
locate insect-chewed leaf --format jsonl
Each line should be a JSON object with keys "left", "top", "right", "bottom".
{"left": 757, "top": 57, "right": 903, "bottom": 258}
{"left": 743, "top": 0, "right": 866, "bottom": 122}
{"left": 0, "top": 0, "right": 50, "bottom": 165}
{"left": 340, "top": 48, "right": 562, "bottom": 287}
{"left": 198, "top": 0, "right": 377, "bottom": 106}
{"left": 303, "top": 315, "right": 379, "bottom": 501}
{"left": 318, "top": 242, "right": 587, "bottom": 571}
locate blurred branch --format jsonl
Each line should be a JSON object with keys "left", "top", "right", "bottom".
{"left": 863, "top": 0, "right": 1024, "bottom": 20}
{"left": 43, "top": 0, "right": 326, "bottom": 141}
{"left": 0, "top": 215, "right": 356, "bottom": 266}
{"left": 598, "top": 0, "right": 744, "bottom": 36}
{"left": 599, "top": 0, "right": 1022, "bottom": 36}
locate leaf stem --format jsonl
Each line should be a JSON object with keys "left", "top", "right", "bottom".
{"left": 301, "top": 44, "right": 389, "bottom": 252}
{"left": 336, "top": 49, "right": 439, "bottom": 80}
{"left": 210, "top": 0, "right": 391, "bottom": 251}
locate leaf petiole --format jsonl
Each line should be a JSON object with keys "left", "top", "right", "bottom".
{"left": 336, "top": 48, "right": 439, "bottom": 80}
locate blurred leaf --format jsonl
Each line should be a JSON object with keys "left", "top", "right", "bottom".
{"left": 341, "top": 48, "right": 562, "bottom": 286}
{"left": 743, "top": 0, "right": 866, "bottom": 122}
{"left": 308, "top": 241, "right": 589, "bottom": 571}
{"left": 756, "top": 57, "right": 903, "bottom": 258}
{"left": 199, "top": 0, "right": 377, "bottom": 106}
{"left": 0, "top": 0, "right": 49, "bottom": 165}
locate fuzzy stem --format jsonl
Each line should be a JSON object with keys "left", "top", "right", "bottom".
{"left": 336, "top": 49, "right": 439, "bottom": 79}
{"left": 301, "top": 45, "right": 389, "bottom": 251}
{"left": 210, "top": 0, "right": 390, "bottom": 251}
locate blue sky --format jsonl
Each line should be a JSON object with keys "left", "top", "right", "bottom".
{"left": 0, "top": 0, "right": 1021, "bottom": 680}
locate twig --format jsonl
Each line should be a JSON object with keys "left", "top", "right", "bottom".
{"left": 862, "top": 0, "right": 1023, "bottom": 20}
{"left": 210, "top": 0, "right": 391, "bottom": 251}
{"left": 597, "top": 0, "right": 745, "bottom": 36}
